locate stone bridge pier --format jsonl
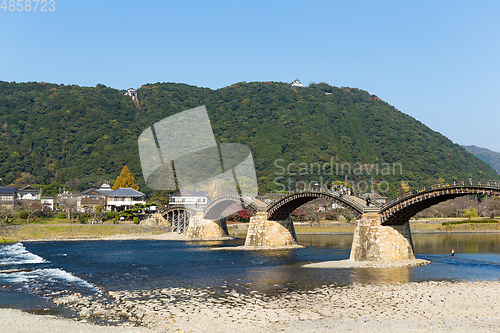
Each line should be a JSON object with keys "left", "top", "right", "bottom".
{"left": 244, "top": 212, "right": 300, "bottom": 247}
{"left": 186, "top": 212, "right": 232, "bottom": 240}
{"left": 350, "top": 213, "right": 415, "bottom": 261}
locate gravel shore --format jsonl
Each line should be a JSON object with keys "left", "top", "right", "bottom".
{"left": 5, "top": 279, "right": 499, "bottom": 332}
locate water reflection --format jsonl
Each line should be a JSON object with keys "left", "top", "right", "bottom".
{"left": 413, "top": 233, "right": 500, "bottom": 255}
{"left": 296, "top": 233, "right": 500, "bottom": 284}
{"left": 297, "top": 233, "right": 500, "bottom": 256}
{"left": 297, "top": 234, "right": 353, "bottom": 249}
{"left": 350, "top": 267, "right": 412, "bottom": 284}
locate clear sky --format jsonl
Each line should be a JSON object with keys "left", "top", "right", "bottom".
{"left": 1, "top": 0, "right": 499, "bottom": 152}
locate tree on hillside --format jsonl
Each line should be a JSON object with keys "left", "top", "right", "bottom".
{"left": 13, "top": 172, "right": 38, "bottom": 187}
{"left": 113, "top": 166, "right": 139, "bottom": 190}
{"left": 397, "top": 181, "right": 410, "bottom": 195}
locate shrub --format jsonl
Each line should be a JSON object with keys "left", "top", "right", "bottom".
{"left": 57, "top": 213, "right": 66, "bottom": 219}
{"left": 133, "top": 217, "right": 139, "bottom": 224}
{"left": 442, "top": 220, "right": 498, "bottom": 226}
{"left": 105, "top": 212, "right": 115, "bottom": 220}
{"left": 19, "top": 212, "right": 29, "bottom": 220}
{"left": 77, "top": 213, "right": 90, "bottom": 222}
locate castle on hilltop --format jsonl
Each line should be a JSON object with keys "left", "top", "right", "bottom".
{"left": 124, "top": 88, "right": 137, "bottom": 100}
{"left": 291, "top": 78, "right": 303, "bottom": 87}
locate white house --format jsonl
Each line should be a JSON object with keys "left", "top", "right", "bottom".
{"left": 41, "top": 196, "right": 54, "bottom": 210}
{"left": 106, "top": 188, "right": 146, "bottom": 211}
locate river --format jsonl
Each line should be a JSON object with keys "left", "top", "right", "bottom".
{"left": 1, "top": 233, "right": 500, "bottom": 318}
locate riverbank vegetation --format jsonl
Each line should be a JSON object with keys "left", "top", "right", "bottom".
{"left": 0, "top": 224, "right": 165, "bottom": 241}
{"left": 415, "top": 196, "right": 500, "bottom": 220}
{"left": 0, "top": 237, "right": 18, "bottom": 244}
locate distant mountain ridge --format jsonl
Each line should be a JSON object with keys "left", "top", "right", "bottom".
{"left": 0, "top": 80, "right": 498, "bottom": 197}
{"left": 464, "top": 145, "right": 500, "bottom": 175}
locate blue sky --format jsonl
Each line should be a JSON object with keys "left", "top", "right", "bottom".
{"left": 1, "top": 0, "right": 499, "bottom": 152}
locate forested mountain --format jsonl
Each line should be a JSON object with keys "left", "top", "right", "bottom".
{"left": 0, "top": 80, "right": 497, "bottom": 197}
{"left": 464, "top": 145, "right": 500, "bottom": 175}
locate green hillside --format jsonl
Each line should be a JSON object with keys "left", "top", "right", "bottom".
{"left": 0, "top": 80, "right": 497, "bottom": 197}
{"left": 464, "top": 145, "right": 500, "bottom": 175}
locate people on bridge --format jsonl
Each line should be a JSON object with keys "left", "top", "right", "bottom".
{"left": 469, "top": 177, "right": 472, "bottom": 186}
{"left": 365, "top": 196, "right": 371, "bottom": 207}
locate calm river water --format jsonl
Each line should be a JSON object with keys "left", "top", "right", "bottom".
{"left": 1, "top": 233, "right": 500, "bottom": 313}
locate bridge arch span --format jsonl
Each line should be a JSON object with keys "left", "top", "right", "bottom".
{"left": 203, "top": 194, "right": 260, "bottom": 220}
{"left": 161, "top": 206, "right": 196, "bottom": 233}
{"left": 266, "top": 191, "right": 365, "bottom": 221}
{"left": 380, "top": 184, "right": 500, "bottom": 226}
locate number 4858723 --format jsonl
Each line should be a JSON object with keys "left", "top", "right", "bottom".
{"left": 1, "top": 0, "right": 55, "bottom": 11}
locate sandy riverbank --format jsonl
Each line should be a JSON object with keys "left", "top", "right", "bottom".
{"left": 302, "top": 258, "right": 430, "bottom": 268}
{"left": 4, "top": 279, "right": 498, "bottom": 332}
{"left": 0, "top": 308, "right": 153, "bottom": 333}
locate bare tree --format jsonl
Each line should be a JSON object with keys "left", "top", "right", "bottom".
{"left": 343, "top": 210, "right": 356, "bottom": 223}
{"left": 21, "top": 201, "right": 42, "bottom": 223}
{"left": 296, "top": 200, "right": 325, "bottom": 226}
{"left": 0, "top": 206, "right": 14, "bottom": 224}
{"left": 57, "top": 193, "right": 77, "bottom": 219}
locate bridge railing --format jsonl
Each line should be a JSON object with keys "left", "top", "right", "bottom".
{"left": 380, "top": 180, "right": 500, "bottom": 211}
{"left": 267, "top": 187, "right": 366, "bottom": 213}
{"left": 162, "top": 204, "right": 204, "bottom": 213}
{"left": 204, "top": 193, "right": 264, "bottom": 212}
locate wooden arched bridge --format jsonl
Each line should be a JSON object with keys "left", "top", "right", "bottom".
{"left": 380, "top": 180, "right": 500, "bottom": 225}
{"left": 161, "top": 180, "right": 500, "bottom": 232}
{"left": 158, "top": 180, "right": 500, "bottom": 261}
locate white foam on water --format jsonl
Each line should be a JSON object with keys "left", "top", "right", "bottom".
{"left": 0, "top": 268, "right": 100, "bottom": 292}
{"left": 0, "top": 242, "right": 47, "bottom": 266}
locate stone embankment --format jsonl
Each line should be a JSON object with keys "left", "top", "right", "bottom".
{"left": 46, "top": 280, "right": 500, "bottom": 332}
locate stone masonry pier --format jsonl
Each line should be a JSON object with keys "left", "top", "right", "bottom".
{"left": 244, "top": 212, "right": 301, "bottom": 248}
{"left": 186, "top": 212, "right": 232, "bottom": 240}
{"left": 350, "top": 212, "right": 415, "bottom": 261}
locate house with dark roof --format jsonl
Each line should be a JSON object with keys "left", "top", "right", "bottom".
{"left": 17, "top": 185, "right": 41, "bottom": 203}
{"left": 106, "top": 188, "right": 146, "bottom": 212}
{"left": 77, "top": 188, "right": 108, "bottom": 212}
{"left": 0, "top": 186, "right": 16, "bottom": 209}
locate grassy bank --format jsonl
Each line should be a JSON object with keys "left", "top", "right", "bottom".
{"left": 442, "top": 219, "right": 497, "bottom": 226}
{"left": 0, "top": 224, "right": 166, "bottom": 241}
{"left": 411, "top": 220, "right": 500, "bottom": 233}
{"left": 293, "top": 219, "right": 500, "bottom": 234}
{"left": 0, "top": 237, "right": 18, "bottom": 244}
